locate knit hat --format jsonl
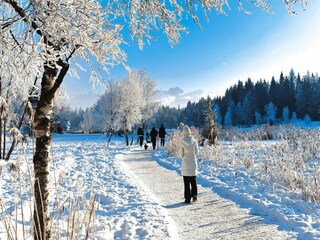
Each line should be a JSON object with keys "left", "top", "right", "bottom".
{"left": 183, "top": 125, "right": 191, "bottom": 136}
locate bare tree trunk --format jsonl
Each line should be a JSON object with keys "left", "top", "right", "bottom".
{"left": 107, "top": 132, "right": 113, "bottom": 146}
{"left": 0, "top": 79, "right": 2, "bottom": 159}
{"left": 33, "top": 61, "right": 69, "bottom": 240}
{"left": 130, "top": 130, "right": 134, "bottom": 145}
{"left": 125, "top": 131, "right": 129, "bottom": 146}
{"left": 3, "top": 118, "right": 6, "bottom": 159}
{"left": 0, "top": 115, "right": 2, "bottom": 159}
{"left": 32, "top": 66, "right": 56, "bottom": 239}
{"left": 3, "top": 86, "right": 9, "bottom": 160}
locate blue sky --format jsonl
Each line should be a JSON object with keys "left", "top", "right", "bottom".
{"left": 63, "top": 0, "right": 320, "bottom": 109}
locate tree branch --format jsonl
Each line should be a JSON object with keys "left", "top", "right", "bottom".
{"left": 66, "top": 45, "right": 81, "bottom": 62}
{"left": 9, "top": 30, "right": 23, "bottom": 50}
{"left": 4, "top": 0, "right": 52, "bottom": 46}
{"left": 49, "top": 59, "right": 69, "bottom": 97}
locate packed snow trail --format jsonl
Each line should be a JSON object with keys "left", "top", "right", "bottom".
{"left": 118, "top": 150, "right": 295, "bottom": 240}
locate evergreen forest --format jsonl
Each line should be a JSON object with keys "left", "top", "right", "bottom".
{"left": 58, "top": 69, "right": 320, "bottom": 132}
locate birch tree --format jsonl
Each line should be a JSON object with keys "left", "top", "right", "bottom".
{"left": 0, "top": 0, "right": 307, "bottom": 239}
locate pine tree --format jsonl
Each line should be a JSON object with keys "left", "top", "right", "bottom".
{"left": 282, "top": 106, "right": 290, "bottom": 124}
{"left": 202, "top": 96, "right": 219, "bottom": 145}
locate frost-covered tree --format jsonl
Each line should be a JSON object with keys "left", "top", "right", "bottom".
{"left": 264, "top": 102, "right": 277, "bottom": 125}
{"left": 1, "top": 2, "right": 124, "bottom": 237}
{"left": 202, "top": 96, "right": 218, "bottom": 145}
{"left": 213, "top": 103, "right": 222, "bottom": 124}
{"left": 304, "top": 114, "right": 311, "bottom": 125}
{"left": 242, "top": 92, "right": 255, "bottom": 125}
{"left": 255, "top": 111, "right": 263, "bottom": 124}
{"left": 0, "top": 54, "right": 39, "bottom": 159}
{"left": 81, "top": 108, "right": 94, "bottom": 133}
{"left": 1, "top": 0, "right": 307, "bottom": 238}
{"left": 119, "top": 70, "right": 146, "bottom": 145}
{"left": 135, "top": 69, "right": 160, "bottom": 129}
{"left": 92, "top": 70, "right": 158, "bottom": 144}
{"left": 92, "top": 79, "right": 122, "bottom": 141}
{"left": 51, "top": 88, "right": 69, "bottom": 133}
{"left": 224, "top": 101, "right": 235, "bottom": 126}
{"left": 235, "top": 102, "right": 243, "bottom": 125}
{"left": 120, "top": 69, "right": 159, "bottom": 145}
{"left": 295, "top": 73, "right": 308, "bottom": 118}
{"left": 282, "top": 106, "right": 290, "bottom": 124}
{"left": 291, "top": 111, "right": 298, "bottom": 122}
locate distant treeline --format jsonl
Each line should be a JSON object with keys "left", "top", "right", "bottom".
{"left": 152, "top": 69, "right": 320, "bottom": 128}
{"left": 56, "top": 69, "right": 319, "bottom": 132}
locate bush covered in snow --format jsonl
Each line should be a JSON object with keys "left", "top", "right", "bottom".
{"left": 166, "top": 123, "right": 201, "bottom": 157}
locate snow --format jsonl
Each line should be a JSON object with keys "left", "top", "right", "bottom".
{"left": 1, "top": 133, "right": 320, "bottom": 239}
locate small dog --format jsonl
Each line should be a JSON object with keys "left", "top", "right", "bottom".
{"left": 144, "top": 143, "right": 149, "bottom": 150}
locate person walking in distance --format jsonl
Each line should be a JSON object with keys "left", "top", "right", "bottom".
{"left": 137, "top": 126, "right": 144, "bottom": 147}
{"left": 150, "top": 127, "right": 158, "bottom": 150}
{"left": 180, "top": 125, "right": 199, "bottom": 203}
{"left": 158, "top": 124, "right": 167, "bottom": 147}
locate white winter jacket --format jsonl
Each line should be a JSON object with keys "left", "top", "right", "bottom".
{"left": 180, "top": 136, "right": 199, "bottom": 176}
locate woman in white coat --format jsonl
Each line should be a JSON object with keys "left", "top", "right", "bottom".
{"left": 180, "top": 125, "right": 199, "bottom": 203}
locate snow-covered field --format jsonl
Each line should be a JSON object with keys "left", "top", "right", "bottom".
{"left": 1, "top": 133, "right": 320, "bottom": 239}
{"left": 0, "top": 134, "right": 175, "bottom": 239}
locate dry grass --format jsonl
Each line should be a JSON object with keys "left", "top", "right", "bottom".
{"left": 0, "top": 136, "right": 97, "bottom": 239}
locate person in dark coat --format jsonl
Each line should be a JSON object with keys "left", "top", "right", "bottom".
{"left": 149, "top": 127, "right": 158, "bottom": 150}
{"left": 158, "top": 124, "right": 167, "bottom": 147}
{"left": 137, "top": 127, "right": 144, "bottom": 147}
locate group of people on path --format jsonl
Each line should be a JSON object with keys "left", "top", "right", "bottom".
{"left": 137, "top": 124, "right": 199, "bottom": 204}
{"left": 137, "top": 124, "right": 167, "bottom": 150}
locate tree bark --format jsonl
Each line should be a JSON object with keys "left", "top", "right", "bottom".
{"left": 32, "top": 66, "right": 57, "bottom": 239}
{"left": 3, "top": 118, "right": 6, "bottom": 159}
{"left": 0, "top": 115, "right": 2, "bottom": 159}
{"left": 0, "top": 79, "right": 2, "bottom": 159}
{"left": 33, "top": 61, "right": 68, "bottom": 240}
{"left": 125, "top": 131, "right": 129, "bottom": 146}
{"left": 107, "top": 132, "right": 113, "bottom": 146}
{"left": 130, "top": 130, "right": 134, "bottom": 145}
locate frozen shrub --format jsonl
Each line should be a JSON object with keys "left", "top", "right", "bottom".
{"left": 200, "top": 140, "right": 222, "bottom": 161}
{"left": 166, "top": 123, "right": 201, "bottom": 157}
{"left": 166, "top": 126, "right": 184, "bottom": 157}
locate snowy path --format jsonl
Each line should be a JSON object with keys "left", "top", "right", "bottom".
{"left": 118, "top": 150, "right": 295, "bottom": 240}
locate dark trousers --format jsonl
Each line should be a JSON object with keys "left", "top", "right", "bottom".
{"left": 183, "top": 176, "right": 197, "bottom": 201}
{"left": 151, "top": 139, "right": 156, "bottom": 150}
{"left": 160, "top": 138, "right": 165, "bottom": 146}
{"left": 139, "top": 136, "right": 143, "bottom": 147}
